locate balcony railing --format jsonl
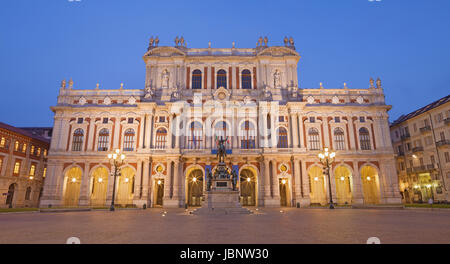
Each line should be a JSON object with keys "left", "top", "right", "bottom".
{"left": 445, "top": 117, "right": 450, "bottom": 126}
{"left": 397, "top": 150, "right": 405, "bottom": 156}
{"left": 400, "top": 133, "right": 411, "bottom": 140}
{"left": 412, "top": 146, "right": 424, "bottom": 153}
{"left": 419, "top": 126, "right": 431, "bottom": 133}
{"left": 436, "top": 139, "right": 450, "bottom": 147}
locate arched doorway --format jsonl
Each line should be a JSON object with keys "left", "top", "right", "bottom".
{"left": 187, "top": 169, "right": 203, "bottom": 207}
{"left": 63, "top": 167, "right": 82, "bottom": 206}
{"left": 154, "top": 178, "right": 164, "bottom": 207}
{"left": 334, "top": 166, "right": 352, "bottom": 205}
{"left": 6, "top": 183, "right": 16, "bottom": 208}
{"left": 360, "top": 165, "right": 380, "bottom": 204}
{"left": 279, "top": 178, "right": 290, "bottom": 207}
{"left": 90, "top": 167, "right": 108, "bottom": 206}
{"left": 240, "top": 168, "right": 256, "bottom": 206}
{"left": 308, "top": 166, "right": 326, "bottom": 205}
{"left": 116, "top": 167, "right": 135, "bottom": 206}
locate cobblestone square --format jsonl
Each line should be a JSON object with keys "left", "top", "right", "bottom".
{"left": 0, "top": 208, "right": 449, "bottom": 244}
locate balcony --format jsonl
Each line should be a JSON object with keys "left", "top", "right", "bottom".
{"left": 436, "top": 139, "right": 450, "bottom": 147}
{"left": 412, "top": 146, "right": 424, "bottom": 153}
{"left": 400, "top": 133, "right": 411, "bottom": 140}
{"left": 445, "top": 117, "right": 450, "bottom": 126}
{"left": 419, "top": 126, "right": 431, "bottom": 133}
{"left": 413, "top": 164, "right": 438, "bottom": 173}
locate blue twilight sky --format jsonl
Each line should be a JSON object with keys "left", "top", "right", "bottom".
{"left": 0, "top": 0, "right": 449, "bottom": 127}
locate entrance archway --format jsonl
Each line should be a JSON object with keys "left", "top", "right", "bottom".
{"left": 240, "top": 168, "right": 256, "bottom": 206}
{"left": 187, "top": 169, "right": 203, "bottom": 206}
{"left": 360, "top": 165, "right": 380, "bottom": 204}
{"left": 6, "top": 183, "right": 16, "bottom": 208}
{"left": 116, "top": 166, "right": 135, "bottom": 206}
{"left": 334, "top": 166, "right": 352, "bottom": 205}
{"left": 279, "top": 178, "right": 290, "bottom": 207}
{"left": 154, "top": 179, "right": 164, "bottom": 207}
{"left": 308, "top": 166, "right": 327, "bottom": 205}
{"left": 63, "top": 167, "right": 82, "bottom": 206}
{"left": 90, "top": 167, "right": 108, "bottom": 206}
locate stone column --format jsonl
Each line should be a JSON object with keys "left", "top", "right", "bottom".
{"left": 233, "top": 109, "right": 239, "bottom": 149}
{"left": 79, "top": 162, "right": 90, "bottom": 206}
{"left": 138, "top": 115, "right": 145, "bottom": 149}
{"left": 167, "top": 115, "right": 173, "bottom": 149}
{"left": 164, "top": 160, "right": 172, "bottom": 199}
{"left": 300, "top": 160, "right": 311, "bottom": 206}
{"left": 271, "top": 159, "right": 280, "bottom": 198}
{"left": 323, "top": 116, "right": 330, "bottom": 148}
{"left": 133, "top": 161, "right": 142, "bottom": 201}
{"left": 172, "top": 159, "right": 180, "bottom": 199}
{"left": 292, "top": 113, "right": 299, "bottom": 148}
{"left": 263, "top": 159, "right": 271, "bottom": 198}
{"left": 113, "top": 117, "right": 120, "bottom": 149}
{"left": 348, "top": 116, "right": 356, "bottom": 150}
{"left": 298, "top": 116, "right": 305, "bottom": 148}
{"left": 293, "top": 158, "right": 302, "bottom": 203}
{"left": 351, "top": 161, "right": 364, "bottom": 205}
{"left": 174, "top": 114, "right": 180, "bottom": 149}
{"left": 144, "top": 113, "right": 152, "bottom": 149}
{"left": 141, "top": 160, "right": 150, "bottom": 203}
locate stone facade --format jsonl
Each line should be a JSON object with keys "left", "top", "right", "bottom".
{"left": 0, "top": 122, "right": 50, "bottom": 208}
{"left": 40, "top": 37, "right": 402, "bottom": 208}
{"left": 390, "top": 95, "right": 450, "bottom": 203}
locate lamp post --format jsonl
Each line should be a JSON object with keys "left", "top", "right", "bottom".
{"left": 318, "top": 147, "right": 336, "bottom": 209}
{"left": 107, "top": 148, "right": 126, "bottom": 211}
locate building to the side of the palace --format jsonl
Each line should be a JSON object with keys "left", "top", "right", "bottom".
{"left": 0, "top": 122, "right": 50, "bottom": 208}
{"left": 40, "top": 37, "right": 402, "bottom": 208}
{"left": 390, "top": 95, "right": 450, "bottom": 203}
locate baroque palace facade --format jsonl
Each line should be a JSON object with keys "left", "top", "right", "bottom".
{"left": 41, "top": 37, "right": 402, "bottom": 208}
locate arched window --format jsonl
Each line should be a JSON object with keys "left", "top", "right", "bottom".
{"left": 359, "top": 127, "right": 371, "bottom": 150}
{"left": 72, "top": 128, "right": 84, "bottom": 151}
{"left": 216, "top": 69, "right": 227, "bottom": 89}
{"left": 97, "top": 128, "right": 109, "bottom": 151}
{"left": 123, "top": 128, "right": 135, "bottom": 151}
{"left": 334, "top": 128, "right": 345, "bottom": 150}
{"left": 240, "top": 121, "right": 256, "bottom": 149}
{"left": 25, "top": 187, "right": 31, "bottom": 200}
{"left": 277, "top": 127, "right": 289, "bottom": 148}
{"left": 192, "top": 69, "right": 202, "bottom": 89}
{"left": 241, "top": 69, "right": 252, "bottom": 89}
{"left": 187, "top": 121, "right": 203, "bottom": 149}
{"left": 155, "top": 128, "right": 167, "bottom": 149}
{"left": 308, "top": 128, "right": 320, "bottom": 150}
{"left": 214, "top": 121, "right": 230, "bottom": 149}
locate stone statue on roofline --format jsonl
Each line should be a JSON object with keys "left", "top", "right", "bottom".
{"left": 154, "top": 36, "right": 159, "bottom": 46}
{"left": 376, "top": 77, "right": 382, "bottom": 88}
{"left": 284, "top": 36, "right": 288, "bottom": 46}
{"left": 61, "top": 79, "right": 66, "bottom": 89}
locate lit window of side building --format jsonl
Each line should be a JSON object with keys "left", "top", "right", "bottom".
{"left": 40, "top": 37, "right": 402, "bottom": 208}
{"left": 390, "top": 95, "right": 450, "bottom": 203}
{"left": 0, "top": 122, "right": 50, "bottom": 208}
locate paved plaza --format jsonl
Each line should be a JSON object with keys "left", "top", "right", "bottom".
{"left": 0, "top": 208, "right": 449, "bottom": 244}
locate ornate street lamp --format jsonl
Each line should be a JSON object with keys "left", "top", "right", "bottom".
{"left": 107, "top": 148, "right": 126, "bottom": 211}
{"left": 318, "top": 147, "right": 336, "bottom": 209}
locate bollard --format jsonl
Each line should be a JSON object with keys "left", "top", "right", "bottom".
{"left": 143, "top": 204, "right": 147, "bottom": 210}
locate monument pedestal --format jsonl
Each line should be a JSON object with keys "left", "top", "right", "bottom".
{"left": 193, "top": 165, "right": 252, "bottom": 215}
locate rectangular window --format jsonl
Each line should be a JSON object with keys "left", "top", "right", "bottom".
{"left": 44, "top": 149, "right": 47, "bottom": 156}
{"left": 360, "top": 116, "right": 365, "bottom": 123}
{"left": 445, "top": 152, "right": 450, "bottom": 163}
{"left": 14, "top": 141, "right": 19, "bottom": 151}
{"left": 406, "top": 143, "right": 411, "bottom": 151}
{"left": 0, "top": 158, "right": 3, "bottom": 172}
{"left": 430, "top": 155, "right": 435, "bottom": 164}
{"left": 440, "top": 132, "right": 446, "bottom": 141}
{"left": 335, "top": 117, "right": 340, "bottom": 123}
{"left": 31, "top": 145, "right": 35, "bottom": 155}
{"left": 424, "top": 119, "right": 430, "bottom": 127}
{"left": 279, "top": 116, "right": 284, "bottom": 122}
{"left": 29, "top": 164, "right": 36, "bottom": 176}
{"left": 309, "top": 117, "right": 315, "bottom": 123}
{"left": 413, "top": 123, "right": 417, "bottom": 132}
{"left": 436, "top": 113, "right": 443, "bottom": 123}
{"left": 43, "top": 167, "right": 47, "bottom": 178}
{"left": 395, "top": 131, "right": 399, "bottom": 138}
{"left": 22, "top": 143, "right": 27, "bottom": 153}
{"left": 13, "top": 161, "right": 21, "bottom": 175}
{"left": 37, "top": 148, "right": 41, "bottom": 156}
{"left": 128, "top": 117, "right": 134, "bottom": 124}
{"left": 77, "top": 118, "right": 83, "bottom": 124}
{"left": 103, "top": 117, "right": 108, "bottom": 124}
{"left": 159, "top": 116, "right": 165, "bottom": 123}
{"left": 419, "top": 158, "right": 424, "bottom": 166}
{"left": 0, "top": 137, "right": 5, "bottom": 148}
